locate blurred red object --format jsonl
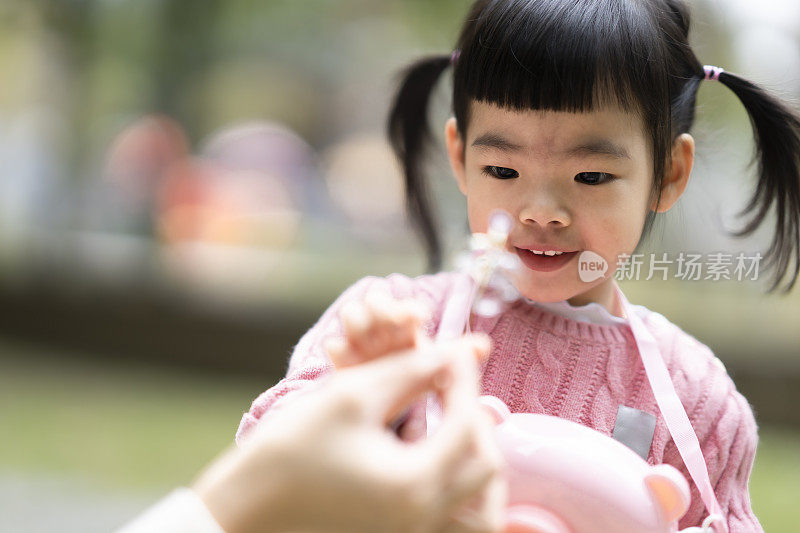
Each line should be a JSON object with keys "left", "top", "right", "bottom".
{"left": 156, "top": 157, "right": 300, "bottom": 248}
{"left": 105, "top": 115, "right": 189, "bottom": 192}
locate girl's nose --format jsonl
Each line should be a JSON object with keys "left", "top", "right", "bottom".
{"left": 518, "top": 195, "right": 571, "bottom": 228}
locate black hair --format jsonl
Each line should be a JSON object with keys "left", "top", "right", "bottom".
{"left": 387, "top": 0, "right": 800, "bottom": 293}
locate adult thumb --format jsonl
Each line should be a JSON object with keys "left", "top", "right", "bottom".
{"left": 356, "top": 334, "right": 490, "bottom": 426}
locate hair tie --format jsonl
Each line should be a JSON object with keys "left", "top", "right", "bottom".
{"left": 450, "top": 49, "right": 461, "bottom": 65}
{"left": 703, "top": 65, "right": 724, "bottom": 81}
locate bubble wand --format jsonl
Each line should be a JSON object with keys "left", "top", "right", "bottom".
{"left": 425, "top": 208, "right": 522, "bottom": 435}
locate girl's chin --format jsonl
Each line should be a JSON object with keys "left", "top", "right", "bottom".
{"left": 515, "top": 279, "right": 606, "bottom": 304}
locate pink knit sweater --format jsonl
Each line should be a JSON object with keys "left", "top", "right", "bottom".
{"left": 236, "top": 272, "right": 762, "bottom": 532}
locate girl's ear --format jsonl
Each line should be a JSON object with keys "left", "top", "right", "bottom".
{"left": 444, "top": 117, "right": 468, "bottom": 196}
{"left": 651, "top": 133, "right": 695, "bottom": 213}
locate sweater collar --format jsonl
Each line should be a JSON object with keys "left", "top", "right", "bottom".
{"left": 471, "top": 297, "right": 635, "bottom": 344}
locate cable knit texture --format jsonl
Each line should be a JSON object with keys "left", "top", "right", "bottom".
{"left": 236, "top": 271, "right": 762, "bottom": 532}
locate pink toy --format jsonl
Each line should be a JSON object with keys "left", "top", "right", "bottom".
{"left": 479, "top": 395, "right": 695, "bottom": 533}
{"left": 425, "top": 209, "right": 726, "bottom": 533}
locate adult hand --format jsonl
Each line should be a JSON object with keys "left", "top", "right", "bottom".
{"left": 193, "top": 332, "right": 505, "bottom": 533}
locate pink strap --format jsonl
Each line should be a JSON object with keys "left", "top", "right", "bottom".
{"left": 613, "top": 282, "right": 727, "bottom": 533}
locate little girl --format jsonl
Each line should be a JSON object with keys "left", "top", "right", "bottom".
{"left": 237, "top": 1, "right": 800, "bottom": 530}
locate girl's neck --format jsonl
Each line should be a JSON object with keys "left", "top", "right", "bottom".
{"left": 566, "top": 278, "right": 624, "bottom": 319}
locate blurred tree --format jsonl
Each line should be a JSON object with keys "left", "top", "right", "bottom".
{"left": 150, "top": 0, "right": 224, "bottom": 141}
{"left": 37, "top": 0, "right": 97, "bottom": 186}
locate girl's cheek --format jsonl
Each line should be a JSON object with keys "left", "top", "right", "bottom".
{"left": 586, "top": 215, "right": 629, "bottom": 253}
{"left": 465, "top": 202, "right": 487, "bottom": 233}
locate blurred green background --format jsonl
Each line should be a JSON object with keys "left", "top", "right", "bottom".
{"left": 0, "top": 0, "right": 798, "bottom": 531}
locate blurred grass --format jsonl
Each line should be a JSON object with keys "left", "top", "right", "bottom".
{"left": 0, "top": 338, "right": 269, "bottom": 494}
{"left": 749, "top": 426, "right": 800, "bottom": 531}
{"left": 0, "top": 337, "right": 798, "bottom": 531}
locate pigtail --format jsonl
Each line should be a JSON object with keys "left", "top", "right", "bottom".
{"left": 387, "top": 55, "right": 451, "bottom": 273}
{"left": 716, "top": 71, "right": 800, "bottom": 293}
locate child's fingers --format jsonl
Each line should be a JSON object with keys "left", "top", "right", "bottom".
{"left": 393, "top": 301, "right": 432, "bottom": 346}
{"left": 323, "top": 336, "right": 344, "bottom": 361}
{"left": 362, "top": 292, "right": 425, "bottom": 350}
{"left": 366, "top": 294, "right": 407, "bottom": 344}
{"left": 365, "top": 291, "right": 429, "bottom": 328}
{"left": 324, "top": 336, "right": 358, "bottom": 368}
{"left": 363, "top": 290, "right": 395, "bottom": 318}
{"left": 340, "top": 300, "right": 370, "bottom": 337}
{"left": 390, "top": 298, "right": 432, "bottom": 329}
{"left": 340, "top": 299, "right": 389, "bottom": 353}
{"left": 341, "top": 292, "right": 435, "bottom": 365}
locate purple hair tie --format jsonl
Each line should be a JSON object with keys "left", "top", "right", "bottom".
{"left": 703, "top": 65, "right": 724, "bottom": 81}
{"left": 450, "top": 49, "right": 461, "bottom": 65}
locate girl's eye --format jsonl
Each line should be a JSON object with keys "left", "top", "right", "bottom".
{"left": 481, "top": 166, "right": 519, "bottom": 179}
{"left": 575, "top": 172, "right": 615, "bottom": 185}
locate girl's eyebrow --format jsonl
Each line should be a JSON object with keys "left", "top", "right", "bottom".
{"left": 470, "top": 133, "right": 526, "bottom": 153}
{"left": 471, "top": 132, "right": 632, "bottom": 160}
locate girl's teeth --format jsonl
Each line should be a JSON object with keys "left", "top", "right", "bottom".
{"left": 531, "top": 250, "right": 564, "bottom": 256}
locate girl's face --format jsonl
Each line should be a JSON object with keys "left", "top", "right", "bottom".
{"left": 445, "top": 100, "right": 671, "bottom": 310}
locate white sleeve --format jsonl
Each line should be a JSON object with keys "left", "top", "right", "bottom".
{"left": 116, "top": 488, "right": 226, "bottom": 533}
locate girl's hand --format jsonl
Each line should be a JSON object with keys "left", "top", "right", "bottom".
{"left": 326, "top": 289, "right": 432, "bottom": 369}
{"left": 193, "top": 332, "right": 504, "bottom": 533}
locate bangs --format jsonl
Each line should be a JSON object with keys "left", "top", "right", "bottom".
{"left": 454, "top": 0, "right": 669, "bottom": 119}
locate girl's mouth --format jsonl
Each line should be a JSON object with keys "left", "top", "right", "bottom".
{"left": 515, "top": 247, "right": 579, "bottom": 272}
